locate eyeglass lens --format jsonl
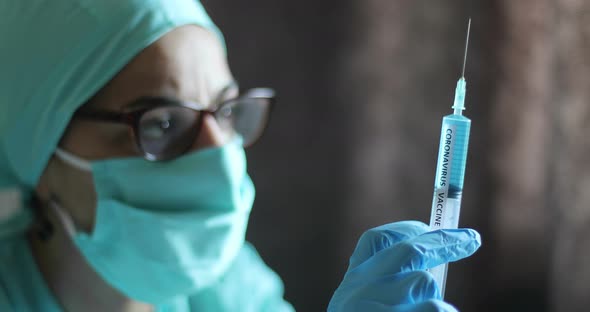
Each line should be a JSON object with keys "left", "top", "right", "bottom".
{"left": 138, "top": 106, "right": 199, "bottom": 160}
{"left": 137, "top": 97, "right": 271, "bottom": 160}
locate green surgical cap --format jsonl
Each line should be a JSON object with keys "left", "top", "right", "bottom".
{"left": 0, "top": 0, "right": 224, "bottom": 235}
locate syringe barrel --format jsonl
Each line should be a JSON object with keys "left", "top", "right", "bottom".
{"left": 431, "top": 114, "right": 471, "bottom": 202}
{"left": 428, "top": 113, "right": 471, "bottom": 297}
{"left": 430, "top": 114, "right": 471, "bottom": 230}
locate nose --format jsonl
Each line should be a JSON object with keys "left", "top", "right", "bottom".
{"left": 192, "top": 114, "right": 230, "bottom": 150}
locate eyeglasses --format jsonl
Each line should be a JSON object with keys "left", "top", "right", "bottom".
{"left": 74, "top": 88, "right": 275, "bottom": 161}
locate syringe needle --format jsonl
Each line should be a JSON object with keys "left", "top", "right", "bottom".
{"left": 461, "top": 18, "right": 471, "bottom": 78}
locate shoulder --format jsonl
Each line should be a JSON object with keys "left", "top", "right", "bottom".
{"left": 0, "top": 283, "right": 13, "bottom": 312}
{"left": 0, "top": 235, "right": 61, "bottom": 312}
{"left": 0, "top": 236, "right": 28, "bottom": 311}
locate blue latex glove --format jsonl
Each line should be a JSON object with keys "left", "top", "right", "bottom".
{"left": 328, "top": 221, "right": 481, "bottom": 312}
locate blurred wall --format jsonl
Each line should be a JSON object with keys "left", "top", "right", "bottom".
{"left": 201, "top": 1, "right": 589, "bottom": 311}
{"left": 549, "top": 0, "right": 590, "bottom": 311}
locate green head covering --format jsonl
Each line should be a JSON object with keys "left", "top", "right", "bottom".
{"left": 0, "top": 0, "right": 224, "bottom": 236}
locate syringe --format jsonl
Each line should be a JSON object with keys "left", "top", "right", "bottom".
{"left": 428, "top": 18, "right": 472, "bottom": 298}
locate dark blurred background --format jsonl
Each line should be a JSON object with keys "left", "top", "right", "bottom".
{"left": 201, "top": 1, "right": 590, "bottom": 311}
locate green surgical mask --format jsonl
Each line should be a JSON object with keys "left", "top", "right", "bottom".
{"left": 52, "top": 140, "right": 255, "bottom": 304}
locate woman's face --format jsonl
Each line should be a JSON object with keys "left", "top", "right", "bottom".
{"left": 36, "top": 25, "right": 237, "bottom": 232}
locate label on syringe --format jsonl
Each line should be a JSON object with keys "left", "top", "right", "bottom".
{"left": 430, "top": 124, "right": 456, "bottom": 229}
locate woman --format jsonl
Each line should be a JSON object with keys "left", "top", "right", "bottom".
{"left": 0, "top": 1, "right": 481, "bottom": 311}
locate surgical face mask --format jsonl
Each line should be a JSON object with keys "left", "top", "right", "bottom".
{"left": 52, "top": 140, "right": 255, "bottom": 304}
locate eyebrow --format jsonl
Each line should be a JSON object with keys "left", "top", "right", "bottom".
{"left": 134, "top": 80, "right": 240, "bottom": 111}
{"left": 82, "top": 80, "right": 241, "bottom": 115}
{"left": 213, "top": 81, "right": 239, "bottom": 105}
{"left": 153, "top": 80, "right": 239, "bottom": 109}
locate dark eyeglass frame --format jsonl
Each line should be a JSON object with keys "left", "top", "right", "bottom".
{"left": 73, "top": 87, "right": 276, "bottom": 161}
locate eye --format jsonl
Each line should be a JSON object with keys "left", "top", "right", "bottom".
{"left": 141, "top": 110, "right": 174, "bottom": 140}
{"left": 218, "top": 105, "right": 233, "bottom": 118}
{"left": 215, "top": 101, "right": 241, "bottom": 131}
{"left": 138, "top": 106, "right": 200, "bottom": 158}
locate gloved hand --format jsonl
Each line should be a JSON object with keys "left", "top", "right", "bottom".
{"left": 328, "top": 221, "right": 481, "bottom": 312}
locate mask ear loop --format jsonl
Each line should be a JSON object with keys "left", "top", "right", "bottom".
{"left": 31, "top": 149, "right": 87, "bottom": 241}
{"left": 55, "top": 148, "right": 92, "bottom": 172}
{"left": 30, "top": 195, "right": 78, "bottom": 241}
{"left": 47, "top": 198, "right": 77, "bottom": 239}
